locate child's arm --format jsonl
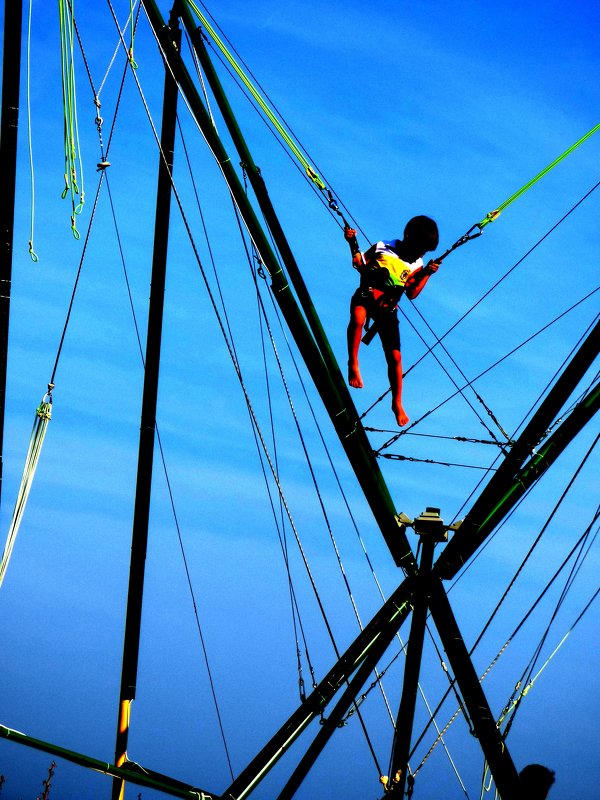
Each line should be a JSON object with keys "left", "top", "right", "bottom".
{"left": 404, "top": 259, "right": 440, "bottom": 300}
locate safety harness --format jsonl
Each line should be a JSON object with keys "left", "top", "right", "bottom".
{"left": 345, "top": 227, "right": 414, "bottom": 344}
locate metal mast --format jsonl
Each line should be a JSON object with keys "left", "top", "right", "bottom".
{"left": 112, "top": 10, "right": 181, "bottom": 799}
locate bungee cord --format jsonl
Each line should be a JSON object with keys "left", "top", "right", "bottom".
{"left": 0, "top": 169, "right": 108, "bottom": 592}
{"left": 477, "top": 123, "right": 600, "bottom": 228}
{"left": 180, "top": 0, "right": 367, "bottom": 242}
{"left": 182, "top": 0, "right": 325, "bottom": 190}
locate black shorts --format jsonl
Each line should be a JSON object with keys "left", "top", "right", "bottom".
{"left": 350, "top": 288, "right": 401, "bottom": 351}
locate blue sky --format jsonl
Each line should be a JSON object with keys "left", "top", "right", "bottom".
{"left": 0, "top": 1, "right": 598, "bottom": 799}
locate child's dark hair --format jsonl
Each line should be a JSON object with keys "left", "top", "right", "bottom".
{"left": 404, "top": 215, "right": 439, "bottom": 252}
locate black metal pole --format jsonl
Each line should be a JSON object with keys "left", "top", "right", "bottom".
{"left": 112, "top": 12, "right": 181, "bottom": 800}
{"left": 0, "top": 0, "right": 24, "bottom": 508}
{"left": 439, "top": 382, "right": 600, "bottom": 581}
{"left": 144, "top": 0, "right": 417, "bottom": 574}
{"left": 428, "top": 579, "right": 520, "bottom": 799}
{"left": 436, "top": 318, "right": 600, "bottom": 579}
{"left": 387, "top": 536, "right": 436, "bottom": 798}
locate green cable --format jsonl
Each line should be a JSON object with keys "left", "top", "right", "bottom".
{"left": 26, "top": 0, "right": 38, "bottom": 261}
{"left": 478, "top": 121, "right": 600, "bottom": 228}
{"left": 184, "top": 1, "right": 597, "bottom": 242}
{"left": 183, "top": 0, "right": 326, "bottom": 190}
{"left": 58, "top": 0, "right": 84, "bottom": 238}
{"left": 128, "top": 0, "right": 138, "bottom": 68}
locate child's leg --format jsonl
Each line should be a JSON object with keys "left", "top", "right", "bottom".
{"left": 347, "top": 304, "right": 367, "bottom": 388}
{"left": 386, "top": 348, "right": 409, "bottom": 426}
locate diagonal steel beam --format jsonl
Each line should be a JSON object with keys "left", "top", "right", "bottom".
{"left": 436, "top": 318, "right": 600, "bottom": 579}
{"left": 220, "top": 575, "right": 416, "bottom": 800}
{"left": 428, "top": 580, "right": 520, "bottom": 799}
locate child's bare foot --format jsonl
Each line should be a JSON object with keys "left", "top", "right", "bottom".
{"left": 392, "top": 400, "right": 409, "bottom": 426}
{"left": 348, "top": 361, "right": 363, "bottom": 389}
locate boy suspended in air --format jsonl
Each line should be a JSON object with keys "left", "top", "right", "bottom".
{"left": 347, "top": 215, "right": 440, "bottom": 426}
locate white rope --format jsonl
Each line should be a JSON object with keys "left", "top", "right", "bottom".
{"left": 0, "top": 391, "right": 53, "bottom": 587}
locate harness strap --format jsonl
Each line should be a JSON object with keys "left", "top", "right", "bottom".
{"left": 361, "top": 286, "right": 402, "bottom": 346}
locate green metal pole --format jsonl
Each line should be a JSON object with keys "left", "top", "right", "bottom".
{"left": 0, "top": 725, "right": 214, "bottom": 799}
